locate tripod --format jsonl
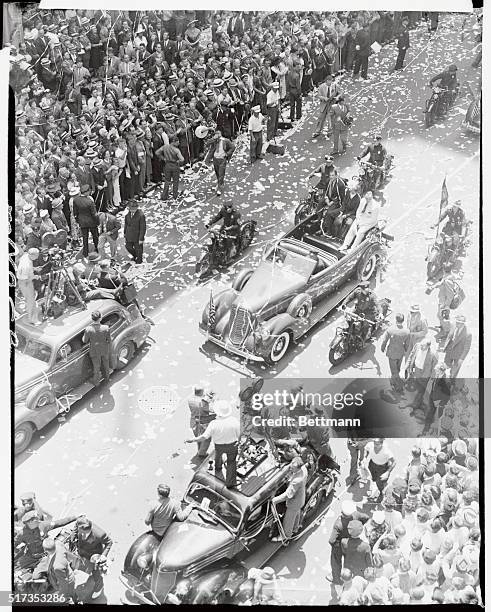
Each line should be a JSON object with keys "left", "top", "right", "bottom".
{"left": 42, "top": 264, "right": 87, "bottom": 320}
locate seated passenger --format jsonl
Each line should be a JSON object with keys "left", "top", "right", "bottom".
{"left": 332, "top": 186, "right": 361, "bottom": 239}
{"left": 341, "top": 192, "right": 380, "bottom": 251}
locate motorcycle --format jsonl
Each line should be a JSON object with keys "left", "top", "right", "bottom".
{"left": 463, "top": 88, "right": 481, "bottom": 134}
{"left": 328, "top": 300, "right": 391, "bottom": 366}
{"left": 294, "top": 187, "right": 325, "bottom": 225}
{"left": 357, "top": 157, "right": 394, "bottom": 193}
{"left": 424, "top": 84, "right": 459, "bottom": 128}
{"left": 426, "top": 221, "right": 472, "bottom": 282}
{"left": 195, "top": 220, "right": 257, "bottom": 277}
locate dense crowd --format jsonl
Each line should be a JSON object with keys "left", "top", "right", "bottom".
{"left": 11, "top": 9, "right": 431, "bottom": 262}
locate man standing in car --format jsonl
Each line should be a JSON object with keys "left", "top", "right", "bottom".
{"left": 82, "top": 310, "right": 112, "bottom": 386}
{"left": 271, "top": 457, "right": 308, "bottom": 542}
{"left": 145, "top": 484, "right": 192, "bottom": 540}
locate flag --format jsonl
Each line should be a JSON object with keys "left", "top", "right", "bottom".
{"left": 440, "top": 177, "right": 448, "bottom": 215}
{"left": 208, "top": 291, "right": 216, "bottom": 332}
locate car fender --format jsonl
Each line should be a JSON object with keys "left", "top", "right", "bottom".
{"left": 188, "top": 566, "right": 246, "bottom": 604}
{"left": 259, "top": 313, "right": 297, "bottom": 353}
{"left": 123, "top": 531, "right": 161, "bottom": 573}
{"left": 15, "top": 400, "right": 57, "bottom": 433}
{"left": 25, "top": 384, "right": 55, "bottom": 412}
{"left": 202, "top": 288, "right": 238, "bottom": 328}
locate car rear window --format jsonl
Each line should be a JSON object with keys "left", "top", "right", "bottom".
{"left": 16, "top": 333, "right": 52, "bottom": 363}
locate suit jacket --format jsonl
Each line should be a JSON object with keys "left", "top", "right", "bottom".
{"left": 355, "top": 29, "right": 371, "bottom": 57}
{"left": 444, "top": 324, "right": 472, "bottom": 361}
{"left": 406, "top": 342, "right": 438, "bottom": 379}
{"left": 75, "top": 167, "right": 95, "bottom": 192}
{"left": 126, "top": 142, "right": 140, "bottom": 174}
{"left": 72, "top": 195, "right": 98, "bottom": 228}
{"left": 206, "top": 136, "right": 235, "bottom": 163}
{"left": 381, "top": 325, "right": 410, "bottom": 360}
{"left": 398, "top": 30, "right": 410, "bottom": 50}
{"left": 161, "top": 39, "right": 177, "bottom": 65}
{"left": 227, "top": 15, "right": 245, "bottom": 38}
{"left": 124, "top": 208, "right": 146, "bottom": 242}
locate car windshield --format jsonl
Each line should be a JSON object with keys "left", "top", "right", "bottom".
{"left": 185, "top": 483, "right": 242, "bottom": 530}
{"left": 265, "top": 243, "right": 317, "bottom": 279}
{"left": 16, "top": 332, "right": 52, "bottom": 364}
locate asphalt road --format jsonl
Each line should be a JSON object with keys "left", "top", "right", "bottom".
{"left": 14, "top": 14, "right": 481, "bottom": 605}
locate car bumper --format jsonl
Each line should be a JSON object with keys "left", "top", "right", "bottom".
{"left": 120, "top": 573, "right": 156, "bottom": 605}
{"left": 199, "top": 325, "right": 264, "bottom": 362}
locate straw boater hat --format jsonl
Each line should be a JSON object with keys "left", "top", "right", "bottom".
{"left": 212, "top": 78, "right": 224, "bottom": 88}
{"left": 68, "top": 185, "right": 80, "bottom": 197}
{"left": 195, "top": 125, "right": 209, "bottom": 139}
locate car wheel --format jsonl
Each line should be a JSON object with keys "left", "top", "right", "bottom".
{"left": 357, "top": 253, "right": 379, "bottom": 282}
{"left": 266, "top": 331, "right": 291, "bottom": 364}
{"left": 196, "top": 252, "right": 212, "bottom": 277}
{"left": 15, "top": 422, "right": 35, "bottom": 455}
{"left": 115, "top": 341, "right": 135, "bottom": 370}
{"left": 286, "top": 293, "right": 312, "bottom": 319}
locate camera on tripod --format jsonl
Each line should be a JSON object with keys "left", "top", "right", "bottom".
{"left": 46, "top": 246, "right": 64, "bottom": 270}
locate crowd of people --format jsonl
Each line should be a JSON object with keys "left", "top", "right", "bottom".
{"left": 326, "top": 431, "right": 480, "bottom": 605}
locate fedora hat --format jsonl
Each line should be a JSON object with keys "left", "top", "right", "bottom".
{"left": 127, "top": 199, "right": 139, "bottom": 209}
{"left": 213, "top": 400, "right": 232, "bottom": 419}
{"left": 87, "top": 252, "right": 100, "bottom": 263}
{"left": 80, "top": 183, "right": 92, "bottom": 195}
{"left": 195, "top": 125, "right": 209, "bottom": 139}
{"left": 23, "top": 202, "right": 35, "bottom": 215}
{"left": 252, "top": 105, "right": 261, "bottom": 113}
{"left": 68, "top": 185, "right": 80, "bottom": 196}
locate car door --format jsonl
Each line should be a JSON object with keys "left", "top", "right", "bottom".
{"left": 50, "top": 331, "right": 90, "bottom": 395}
{"left": 304, "top": 252, "right": 338, "bottom": 304}
{"left": 237, "top": 500, "right": 272, "bottom": 556}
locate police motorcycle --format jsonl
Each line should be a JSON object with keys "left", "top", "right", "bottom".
{"left": 356, "top": 156, "right": 394, "bottom": 193}
{"left": 294, "top": 185, "right": 326, "bottom": 226}
{"left": 426, "top": 218, "right": 472, "bottom": 282}
{"left": 329, "top": 298, "right": 392, "bottom": 366}
{"left": 424, "top": 83, "right": 460, "bottom": 128}
{"left": 195, "top": 220, "right": 257, "bottom": 278}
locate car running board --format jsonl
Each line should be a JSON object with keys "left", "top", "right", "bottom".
{"left": 56, "top": 381, "right": 96, "bottom": 415}
{"left": 298, "top": 279, "right": 360, "bottom": 338}
{"left": 241, "top": 539, "right": 285, "bottom": 571}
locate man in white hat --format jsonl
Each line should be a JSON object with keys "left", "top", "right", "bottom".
{"left": 326, "top": 499, "right": 369, "bottom": 584}
{"left": 247, "top": 566, "right": 282, "bottom": 603}
{"left": 185, "top": 400, "right": 240, "bottom": 487}
{"left": 208, "top": 129, "right": 235, "bottom": 196}
{"left": 266, "top": 81, "right": 280, "bottom": 141}
{"left": 248, "top": 105, "right": 264, "bottom": 164}
{"left": 17, "top": 248, "right": 42, "bottom": 325}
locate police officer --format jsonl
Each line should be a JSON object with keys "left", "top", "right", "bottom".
{"left": 188, "top": 386, "right": 213, "bottom": 458}
{"left": 357, "top": 135, "right": 387, "bottom": 189}
{"left": 432, "top": 199, "right": 466, "bottom": 236}
{"left": 307, "top": 155, "right": 336, "bottom": 203}
{"left": 14, "top": 492, "right": 52, "bottom": 523}
{"left": 429, "top": 64, "right": 459, "bottom": 116}
{"left": 205, "top": 202, "right": 242, "bottom": 259}
{"left": 15, "top": 511, "right": 78, "bottom": 572}
{"left": 82, "top": 310, "right": 112, "bottom": 386}
{"left": 343, "top": 282, "right": 380, "bottom": 342}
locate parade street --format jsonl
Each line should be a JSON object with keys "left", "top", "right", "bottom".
{"left": 15, "top": 15, "right": 480, "bottom": 605}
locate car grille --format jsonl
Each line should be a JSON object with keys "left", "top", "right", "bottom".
{"left": 151, "top": 570, "right": 177, "bottom": 603}
{"left": 228, "top": 305, "right": 252, "bottom": 346}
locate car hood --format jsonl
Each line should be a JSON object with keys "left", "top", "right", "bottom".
{"left": 15, "top": 353, "right": 49, "bottom": 390}
{"left": 235, "top": 261, "right": 307, "bottom": 313}
{"left": 155, "top": 513, "right": 234, "bottom": 571}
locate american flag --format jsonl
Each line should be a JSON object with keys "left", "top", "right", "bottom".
{"left": 208, "top": 291, "right": 216, "bottom": 333}
{"left": 440, "top": 176, "right": 449, "bottom": 213}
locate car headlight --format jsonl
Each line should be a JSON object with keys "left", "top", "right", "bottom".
{"left": 136, "top": 553, "right": 153, "bottom": 569}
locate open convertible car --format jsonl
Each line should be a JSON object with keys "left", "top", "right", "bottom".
{"left": 199, "top": 211, "right": 392, "bottom": 364}
{"left": 121, "top": 436, "right": 339, "bottom": 605}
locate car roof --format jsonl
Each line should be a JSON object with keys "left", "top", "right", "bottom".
{"left": 191, "top": 451, "right": 291, "bottom": 513}
{"left": 16, "top": 299, "right": 123, "bottom": 346}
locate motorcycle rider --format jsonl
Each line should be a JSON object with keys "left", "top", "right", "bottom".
{"left": 14, "top": 492, "right": 52, "bottom": 523}
{"left": 205, "top": 201, "right": 242, "bottom": 259}
{"left": 432, "top": 199, "right": 466, "bottom": 236}
{"left": 429, "top": 64, "right": 459, "bottom": 116}
{"left": 357, "top": 135, "right": 387, "bottom": 189}
{"left": 342, "top": 282, "right": 381, "bottom": 343}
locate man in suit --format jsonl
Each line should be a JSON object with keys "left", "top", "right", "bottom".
{"left": 353, "top": 24, "right": 371, "bottom": 80}
{"left": 161, "top": 31, "right": 177, "bottom": 65}
{"left": 97, "top": 211, "right": 121, "bottom": 260}
{"left": 312, "top": 74, "right": 339, "bottom": 138}
{"left": 394, "top": 17, "right": 410, "bottom": 71}
{"left": 73, "top": 184, "right": 99, "bottom": 257}
{"left": 124, "top": 199, "right": 146, "bottom": 264}
{"left": 405, "top": 338, "right": 438, "bottom": 416}
{"left": 327, "top": 500, "right": 369, "bottom": 584}
{"left": 207, "top": 129, "right": 235, "bottom": 196}
{"left": 69, "top": 517, "right": 113, "bottom": 600}
{"left": 341, "top": 520, "right": 373, "bottom": 578}
{"left": 381, "top": 313, "right": 410, "bottom": 393}
{"left": 83, "top": 310, "right": 112, "bottom": 386}
{"left": 443, "top": 314, "right": 472, "bottom": 378}
{"left": 227, "top": 12, "right": 245, "bottom": 38}
{"left": 151, "top": 124, "right": 168, "bottom": 184}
